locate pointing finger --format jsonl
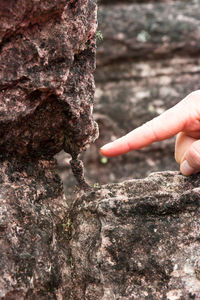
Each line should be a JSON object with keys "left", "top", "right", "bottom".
{"left": 101, "top": 100, "right": 188, "bottom": 157}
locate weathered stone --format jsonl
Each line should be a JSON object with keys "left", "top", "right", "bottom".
{"left": 0, "top": 0, "right": 98, "bottom": 298}
{"left": 0, "top": 159, "right": 71, "bottom": 299}
{"left": 69, "top": 171, "right": 200, "bottom": 299}
{"left": 0, "top": 0, "right": 98, "bottom": 160}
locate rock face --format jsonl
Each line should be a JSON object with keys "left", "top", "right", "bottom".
{"left": 69, "top": 171, "right": 200, "bottom": 299}
{"left": 0, "top": 0, "right": 98, "bottom": 298}
{"left": 0, "top": 159, "right": 71, "bottom": 299}
{"left": 0, "top": 0, "right": 98, "bottom": 160}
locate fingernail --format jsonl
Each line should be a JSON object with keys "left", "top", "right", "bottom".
{"left": 180, "top": 160, "right": 196, "bottom": 176}
{"left": 100, "top": 142, "right": 113, "bottom": 151}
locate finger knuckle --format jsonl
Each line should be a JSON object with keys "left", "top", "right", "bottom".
{"left": 145, "top": 118, "right": 159, "bottom": 141}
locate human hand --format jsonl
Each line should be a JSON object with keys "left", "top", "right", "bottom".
{"left": 100, "top": 91, "right": 200, "bottom": 176}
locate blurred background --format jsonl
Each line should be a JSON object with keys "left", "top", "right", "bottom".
{"left": 55, "top": 0, "right": 200, "bottom": 196}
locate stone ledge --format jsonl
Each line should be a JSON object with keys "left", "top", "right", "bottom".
{"left": 69, "top": 171, "right": 200, "bottom": 299}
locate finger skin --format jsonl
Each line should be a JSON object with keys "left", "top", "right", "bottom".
{"left": 184, "top": 140, "right": 200, "bottom": 171}
{"left": 175, "top": 132, "right": 196, "bottom": 165}
{"left": 100, "top": 90, "right": 200, "bottom": 177}
{"left": 101, "top": 98, "right": 189, "bottom": 157}
{"left": 175, "top": 132, "right": 199, "bottom": 176}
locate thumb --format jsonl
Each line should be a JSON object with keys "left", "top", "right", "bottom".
{"left": 180, "top": 139, "right": 200, "bottom": 176}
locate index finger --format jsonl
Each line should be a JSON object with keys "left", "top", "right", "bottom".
{"left": 100, "top": 100, "right": 188, "bottom": 157}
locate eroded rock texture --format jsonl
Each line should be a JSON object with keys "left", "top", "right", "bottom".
{"left": 69, "top": 171, "right": 200, "bottom": 299}
{"left": 0, "top": 0, "right": 98, "bottom": 160}
{"left": 0, "top": 159, "right": 71, "bottom": 299}
{"left": 0, "top": 0, "right": 98, "bottom": 298}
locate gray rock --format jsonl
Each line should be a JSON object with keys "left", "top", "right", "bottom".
{"left": 97, "top": 2, "right": 200, "bottom": 65}
{"left": 69, "top": 171, "right": 200, "bottom": 299}
{"left": 99, "top": 0, "right": 188, "bottom": 4}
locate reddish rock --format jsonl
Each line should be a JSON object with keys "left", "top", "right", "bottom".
{"left": 0, "top": 0, "right": 98, "bottom": 298}
{"left": 0, "top": 0, "right": 98, "bottom": 160}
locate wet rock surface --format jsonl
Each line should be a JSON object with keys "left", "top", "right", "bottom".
{"left": 69, "top": 171, "right": 200, "bottom": 299}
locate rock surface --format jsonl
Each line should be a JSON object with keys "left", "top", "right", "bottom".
{"left": 69, "top": 171, "right": 200, "bottom": 299}
{"left": 99, "top": 0, "right": 187, "bottom": 3}
{"left": 0, "top": 159, "right": 71, "bottom": 299}
{"left": 0, "top": 0, "right": 98, "bottom": 160}
{"left": 1, "top": 0, "right": 200, "bottom": 299}
{"left": 0, "top": 0, "right": 97, "bottom": 298}
{"left": 97, "top": 2, "right": 200, "bottom": 65}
